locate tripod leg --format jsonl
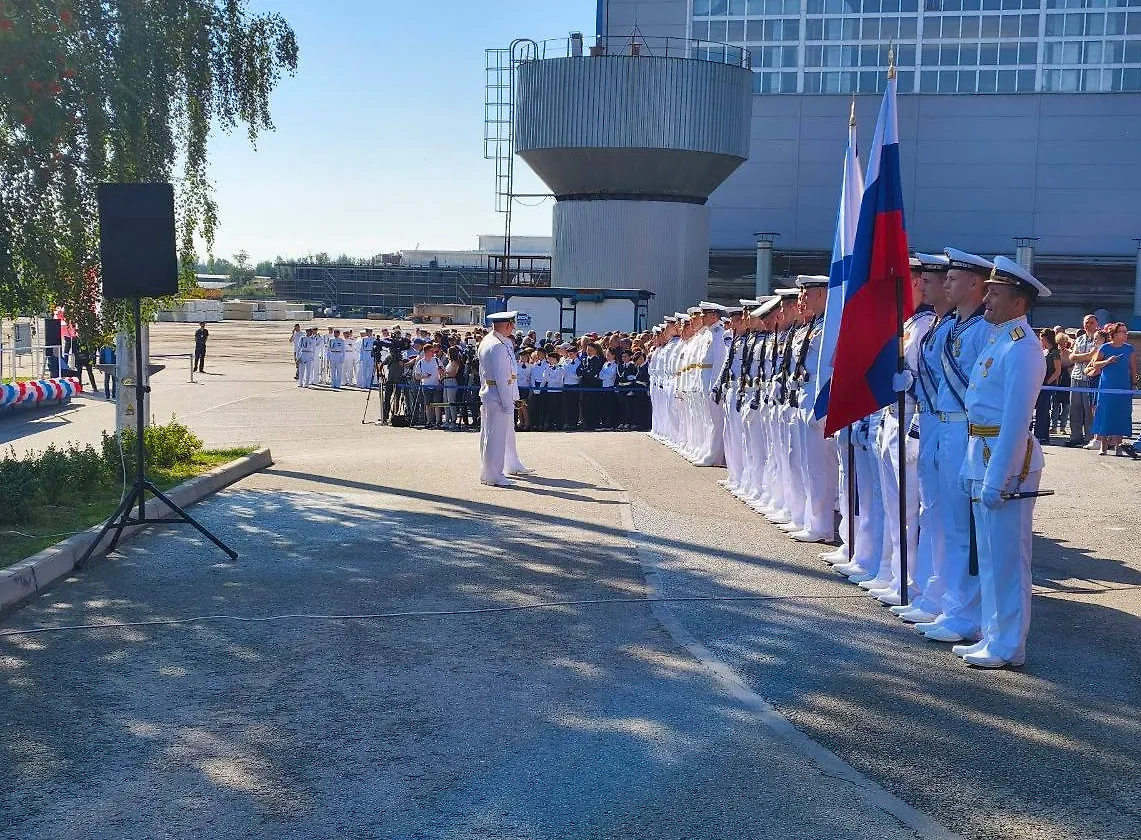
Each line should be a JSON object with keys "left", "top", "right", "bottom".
{"left": 75, "top": 486, "right": 139, "bottom": 569}
{"left": 145, "top": 481, "right": 238, "bottom": 561}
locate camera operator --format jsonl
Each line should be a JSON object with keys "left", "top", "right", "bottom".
{"left": 375, "top": 334, "right": 408, "bottom": 425}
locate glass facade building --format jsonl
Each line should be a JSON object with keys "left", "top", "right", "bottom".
{"left": 692, "top": 0, "right": 1141, "bottom": 94}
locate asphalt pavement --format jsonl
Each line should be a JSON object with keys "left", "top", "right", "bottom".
{"left": 1, "top": 320, "right": 1137, "bottom": 839}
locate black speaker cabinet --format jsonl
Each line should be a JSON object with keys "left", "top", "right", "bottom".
{"left": 43, "top": 318, "right": 62, "bottom": 348}
{"left": 97, "top": 182, "right": 179, "bottom": 299}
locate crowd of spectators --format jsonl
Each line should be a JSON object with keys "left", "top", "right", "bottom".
{"left": 370, "top": 325, "right": 653, "bottom": 432}
{"left": 1034, "top": 314, "right": 1138, "bottom": 457}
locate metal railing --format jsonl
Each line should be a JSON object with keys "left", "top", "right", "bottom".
{"left": 0, "top": 344, "right": 64, "bottom": 383}
{"left": 525, "top": 35, "right": 751, "bottom": 69}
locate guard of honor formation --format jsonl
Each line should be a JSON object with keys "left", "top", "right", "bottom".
{"left": 293, "top": 326, "right": 379, "bottom": 389}
{"left": 645, "top": 250, "right": 1051, "bottom": 670}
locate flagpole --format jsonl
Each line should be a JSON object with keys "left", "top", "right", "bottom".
{"left": 847, "top": 425, "right": 857, "bottom": 563}
{"left": 886, "top": 48, "right": 909, "bottom": 609}
{"left": 894, "top": 268, "right": 908, "bottom": 608}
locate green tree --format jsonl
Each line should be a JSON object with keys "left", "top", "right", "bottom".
{"left": 0, "top": 0, "right": 298, "bottom": 341}
{"left": 230, "top": 249, "right": 254, "bottom": 284}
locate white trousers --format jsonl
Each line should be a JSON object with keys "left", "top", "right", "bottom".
{"left": 357, "top": 358, "right": 375, "bottom": 389}
{"left": 479, "top": 404, "right": 520, "bottom": 482}
{"left": 913, "top": 412, "right": 947, "bottom": 615}
{"left": 972, "top": 471, "right": 1039, "bottom": 663}
{"left": 800, "top": 416, "right": 838, "bottom": 538}
{"left": 328, "top": 354, "right": 344, "bottom": 388}
{"left": 935, "top": 420, "right": 982, "bottom": 637}
{"left": 879, "top": 411, "right": 920, "bottom": 596}
{"left": 854, "top": 431, "right": 886, "bottom": 576}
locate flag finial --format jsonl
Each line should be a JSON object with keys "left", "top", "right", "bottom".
{"left": 887, "top": 44, "right": 896, "bottom": 80}
{"left": 849, "top": 95, "right": 856, "bottom": 127}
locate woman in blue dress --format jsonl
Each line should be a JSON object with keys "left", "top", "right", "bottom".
{"left": 1088, "top": 322, "right": 1138, "bottom": 457}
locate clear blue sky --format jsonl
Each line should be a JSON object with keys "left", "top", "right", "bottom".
{"left": 203, "top": 0, "right": 595, "bottom": 264}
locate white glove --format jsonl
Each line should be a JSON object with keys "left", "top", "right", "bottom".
{"left": 905, "top": 437, "right": 919, "bottom": 466}
{"left": 981, "top": 485, "right": 1005, "bottom": 510}
{"left": 892, "top": 370, "right": 914, "bottom": 393}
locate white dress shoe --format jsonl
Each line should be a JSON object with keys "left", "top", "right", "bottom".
{"left": 819, "top": 550, "right": 846, "bottom": 563}
{"left": 896, "top": 608, "right": 938, "bottom": 624}
{"left": 952, "top": 639, "right": 988, "bottom": 658}
{"left": 778, "top": 521, "right": 803, "bottom": 532}
{"left": 962, "top": 650, "right": 1022, "bottom": 669}
{"left": 479, "top": 477, "right": 513, "bottom": 487}
{"left": 922, "top": 625, "right": 967, "bottom": 643}
{"left": 873, "top": 590, "right": 903, "bottom": 606}
{"left": 766, "top": 511, "right": 792, "bottom": 524}
{"left": 791, "top": 530, "right": 831, "bottom": 543}
{"left": 858, "top": 577, "right": 891, "bottom": 590}
{"left": 507, "top": 467, "right": 535, "bottom": 476}
{"left": 848, "top": 572, "right": 876, "bottom": 583}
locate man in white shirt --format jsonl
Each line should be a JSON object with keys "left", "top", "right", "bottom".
{"left": 413, "top": 344, "right": 444, "bottom": 427}
{"left": 358, "top": 329, "right": 376, "bottom": 389}
{"left": 477, "top": 312, "right": 532, "bottom": 485}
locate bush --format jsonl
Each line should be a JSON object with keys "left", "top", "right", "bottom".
{"left": 0, "top": 442, "right": 111, "bottom": 524}
{"left": 0, "top": 447, "right": 41, "bottom": 525}
{"left": 102, "top": 415, "right": 203, "bottom": 478}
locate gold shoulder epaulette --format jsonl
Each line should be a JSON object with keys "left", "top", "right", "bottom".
{"left": 1009, "top": 326, "right": 1025, "bottom": 342}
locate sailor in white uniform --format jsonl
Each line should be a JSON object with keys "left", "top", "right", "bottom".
{"left": 868, "top": 261, "right": 936, "bottom": 604}
{"left": 478, "top": 311, "right": 533, "bottom": 486}
{"left": 893, "top": 253, "right": 955, "bottom": 623}
{"left": 789, "top": 275, "right": 836, "bottom": 544}
{"left": 326, "top": 330, "right": 347, "bottom": 389}
{"left": 357, "top": 329, "right": 377, "bottom": 389}
{"left": 954, "top": 257, "right": 1050, "bottom": 668}
{"left": 915, "top": 248, "right": 994, "bottom": 644}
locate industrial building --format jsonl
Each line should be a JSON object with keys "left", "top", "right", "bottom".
{"left": 592, "top": 0, "right": 1141, "bottom": 324}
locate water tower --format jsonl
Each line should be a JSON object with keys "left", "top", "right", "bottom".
{"left": 487, "top": 36, "right": 753, "bottom": 323}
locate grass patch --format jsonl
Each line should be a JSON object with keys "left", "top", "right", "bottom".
{"left": 0, "top": 424, "right": 254, "bottom": 569}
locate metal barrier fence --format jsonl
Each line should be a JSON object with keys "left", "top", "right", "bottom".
{"left": 0, "top": 344, "right": 64, "bottom": 383}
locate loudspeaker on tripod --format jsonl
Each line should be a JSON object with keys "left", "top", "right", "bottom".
{"left": 97, "top": 182, "right": 179, "bottom": 299}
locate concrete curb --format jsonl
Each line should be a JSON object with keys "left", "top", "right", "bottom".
{"left": 0, "top": 447, "right": 273, "bottom": 616}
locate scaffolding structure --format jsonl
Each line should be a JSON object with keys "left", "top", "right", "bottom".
{"left": 274, "top": 263, "right": 490, "bottom": 316}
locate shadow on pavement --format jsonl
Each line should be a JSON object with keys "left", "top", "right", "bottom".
{"left": 1, "top": 470, "right": 1137, "bottom": 840}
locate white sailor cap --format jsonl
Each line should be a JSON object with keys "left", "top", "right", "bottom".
{"left": 988, "top": 256, "right": 1051, "bottom": 299}
{"left": 752, "top": 297, "right": 782, "bottom": 317}
{"left": 774, "top": 287, "right": 801, "bottom": 298}
{"left": 723, "top": 305, "right": 745, "bottom": 315}
{"left": 652, "top": 326, "right": 662, "bottom": 334}
{"left": 914, "top": 252, "right": 951, "bottom": 273}
{"left": 675, "top": 312, "right": 690, "bottom": 320}
{"left": 739, "top": 298, "right": 761, "bottom": 308}
{"left": 663, "top": 315, "right": 677, "bottom": 323}
{"left": 699, "top": 301, "right": 727, "bottom": 313}
{"left": 686, "top": 306, "right": 703, "bottom": 315}
{"left": 795, "top": 275, "right": 830, "bottom": 289}
{"left": 944, "top": 248, "right": 993, "bottom": 275}
{"left": 487, "top": 310, "right": 518, "bottom": 322}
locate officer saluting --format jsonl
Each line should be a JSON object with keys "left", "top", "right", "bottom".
{"left": 955, "top": 256, "right": 1050, "bottom": 669}
{"left": 478, "top": 311, "right": 533, "bottom": 486}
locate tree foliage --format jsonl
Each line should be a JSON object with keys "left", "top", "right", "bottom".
{"left": 0, "top": 0, "right": 298, "bottom": 340}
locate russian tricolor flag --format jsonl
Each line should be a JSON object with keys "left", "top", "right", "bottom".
{"left": 823, "top": 72, "right": 915, "bottom": 438}
{"left": 812, "top": 114, "right": 864, "bottom": 424}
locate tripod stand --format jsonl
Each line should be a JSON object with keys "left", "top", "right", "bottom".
{"left": 76, "top": 298, "right": 237, "bottom": 569}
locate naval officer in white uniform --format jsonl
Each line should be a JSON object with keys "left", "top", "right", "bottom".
{"left": 954, "top": 257, "right": 1050, "bottom": 668}
{"left": 478, "top": 311, "right": 533, "bottom": 486}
